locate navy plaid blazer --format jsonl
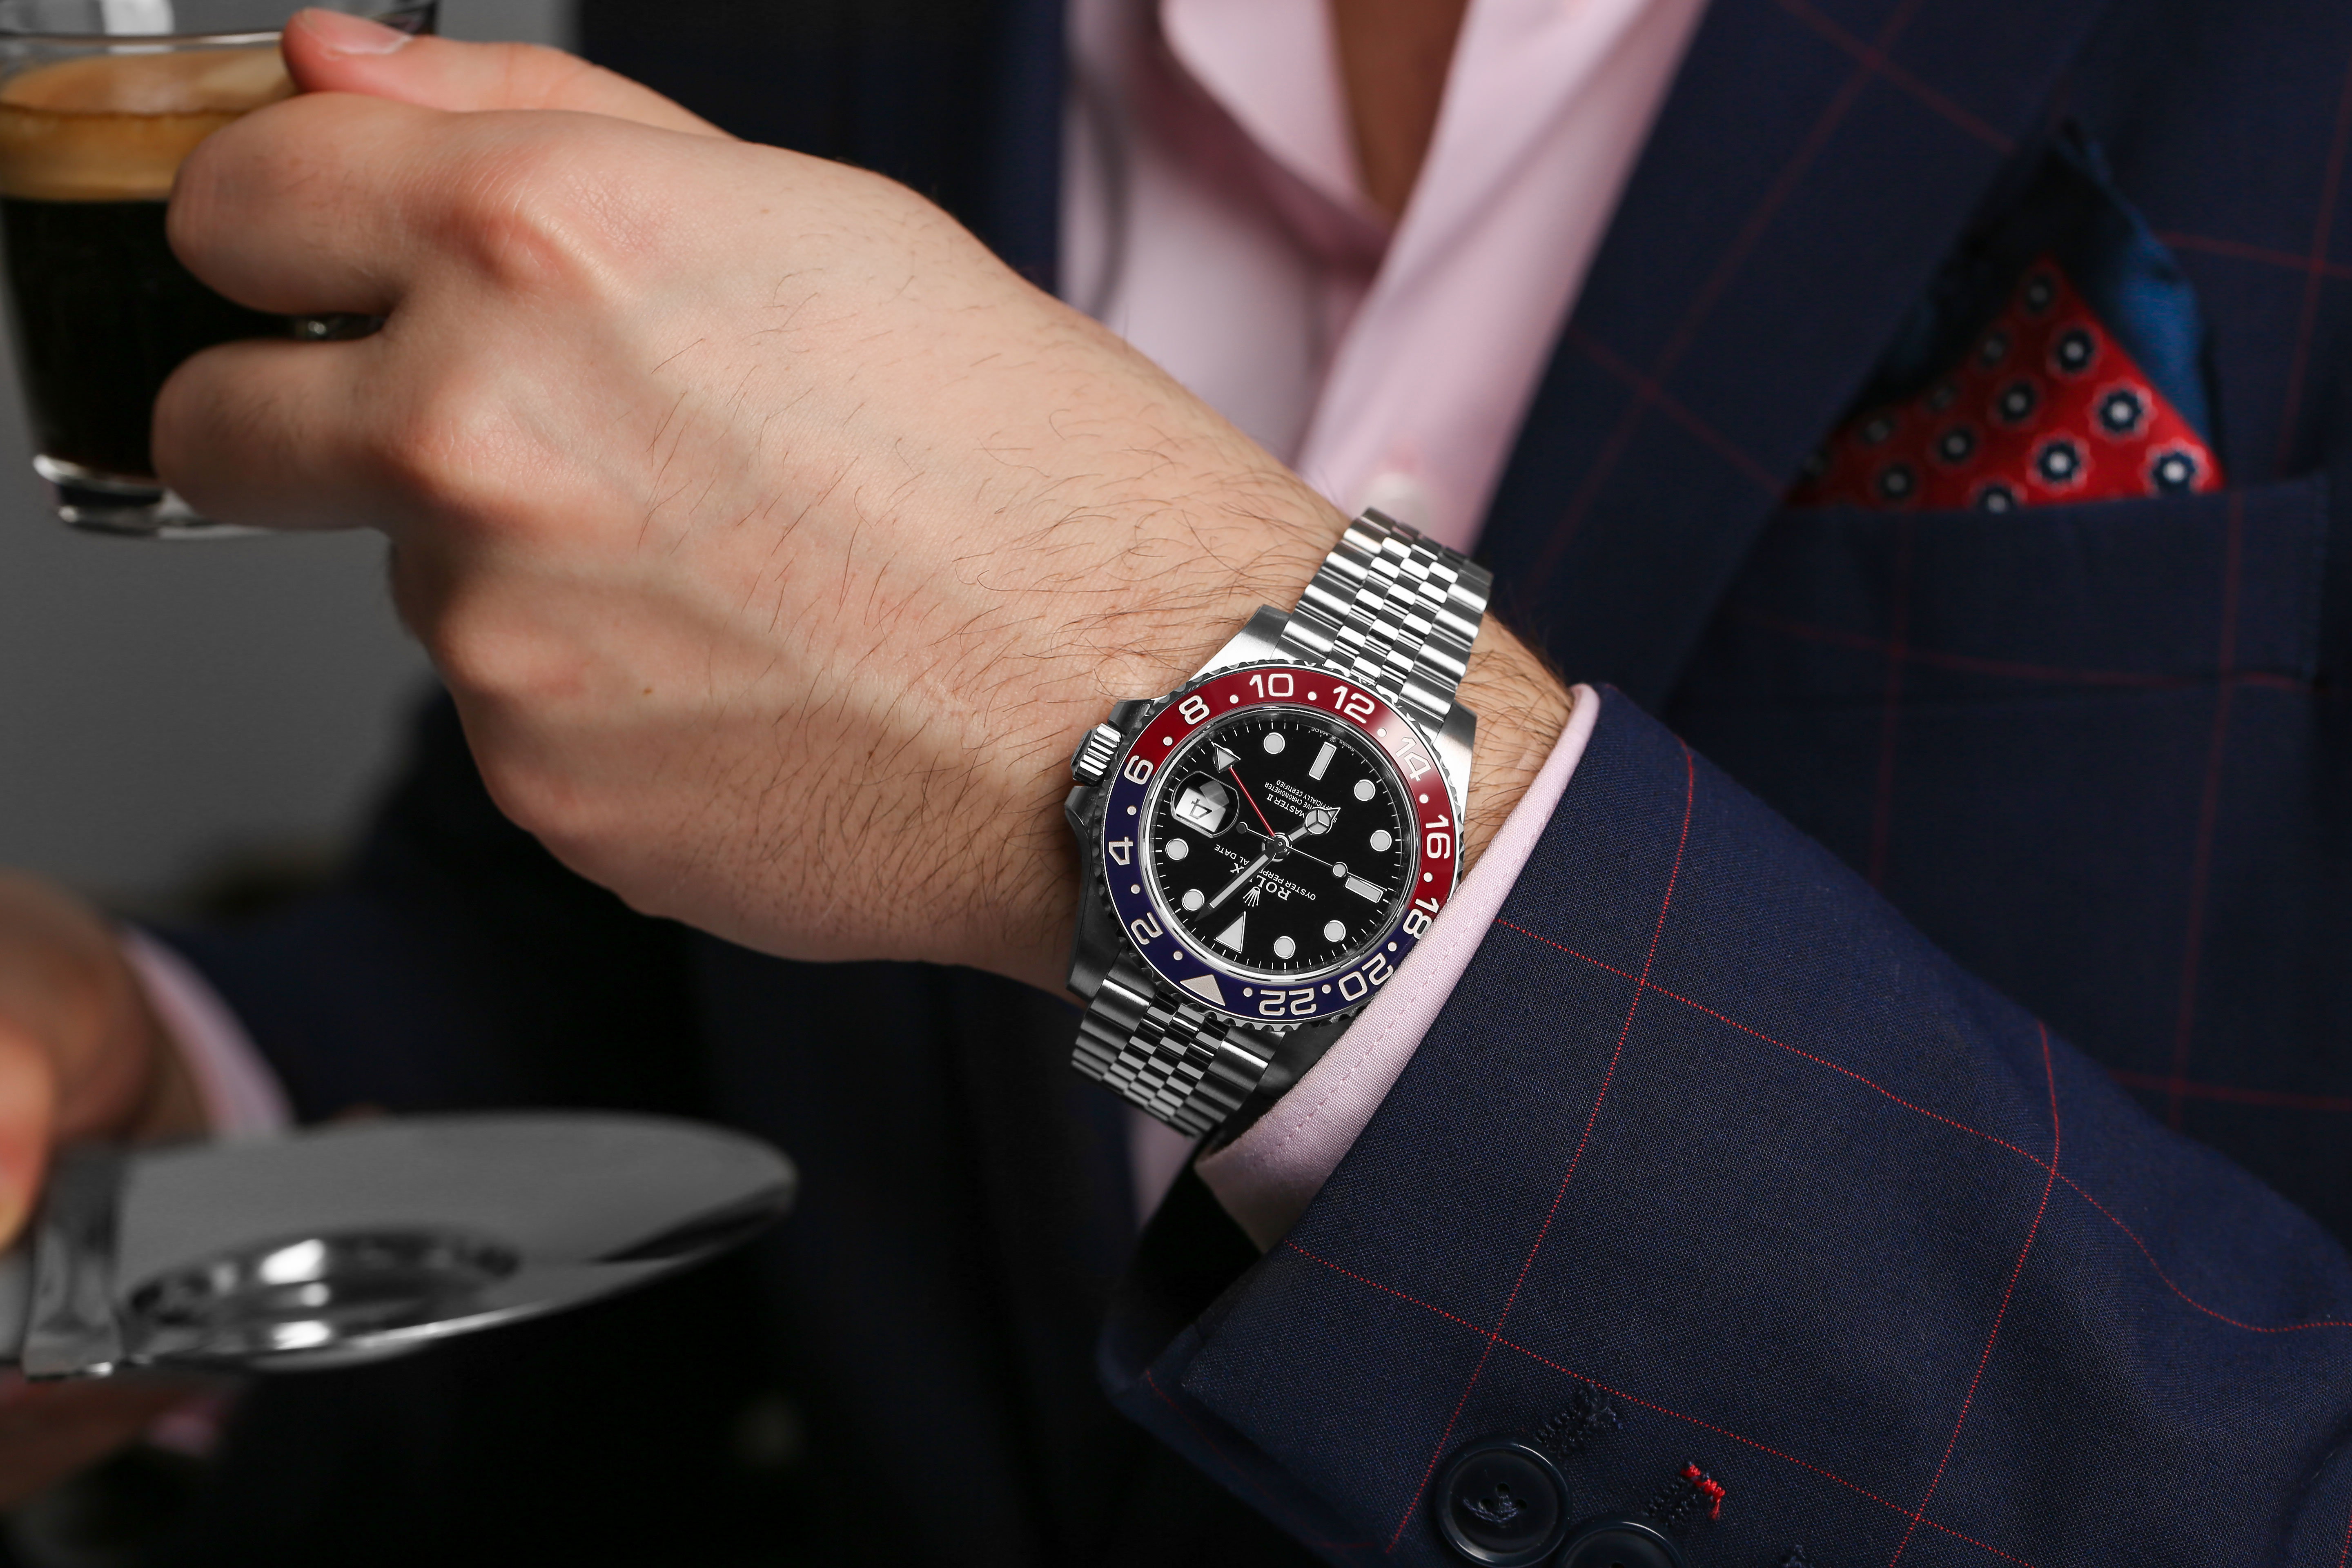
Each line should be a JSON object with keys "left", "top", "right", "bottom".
{"left": 143, "top": 0, "right": 2352, "bottom": 1563}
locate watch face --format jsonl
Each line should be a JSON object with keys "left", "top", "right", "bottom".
{"left": 1097, "top": 664, "right": 1460, "bottom": 1025}
{"left": 1145, "top": 709, "right": 1408, "bottom": 978}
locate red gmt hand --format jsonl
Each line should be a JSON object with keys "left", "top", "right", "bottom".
{"left": 1227, "top": 766, "right": 1279, "bottom": 837}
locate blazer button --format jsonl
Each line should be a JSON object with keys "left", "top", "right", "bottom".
{"left": 1434, "top": 1439, "right": 1570, "bottom": 1565}
{"left": 1554, "top": 1516, "right": 1687, "bottom": 1568}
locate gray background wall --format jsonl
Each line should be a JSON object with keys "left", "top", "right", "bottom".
{"left": 0, "top": 0, "right": 571, "bottom": 909}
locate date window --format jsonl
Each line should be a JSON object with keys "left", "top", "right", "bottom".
{"left": 1172, "top": 777, "right": 1234, "bottom": 834}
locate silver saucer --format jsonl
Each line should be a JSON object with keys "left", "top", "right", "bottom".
{"left": 0, "top": 1113, "right": 795, "bottom": 1377}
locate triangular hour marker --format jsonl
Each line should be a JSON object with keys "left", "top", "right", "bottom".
{"left": 1211, "top": 744, "right": 1238, "bottom": 772}
{"left": 1213, "top": 914, "right": 1247, "bottom": 951}
{"left": 1180, "top": 973, "right": 1225, "bottom": 1006}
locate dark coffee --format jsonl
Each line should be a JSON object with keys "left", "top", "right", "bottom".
{"left": 2, "top": 194, "right": 285, "bottom": 475}
{"left": 0, "top": 48, "right": 292, "bottom": 481}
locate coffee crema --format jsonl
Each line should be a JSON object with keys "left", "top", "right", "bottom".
{"left": 0, "top": 47, "right": 290, "bottom": 200}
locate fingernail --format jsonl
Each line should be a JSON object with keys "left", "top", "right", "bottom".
{"left": 295, "top": 8, "right": 413, "bottom": 56}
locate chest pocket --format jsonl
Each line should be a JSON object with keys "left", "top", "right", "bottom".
{"left": 1662, "top": 478, "right": 2352, "bottom": 1236}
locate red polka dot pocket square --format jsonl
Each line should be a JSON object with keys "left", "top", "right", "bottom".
{"left": 1790, "top": 130, "right": 2223, "bottom": 512}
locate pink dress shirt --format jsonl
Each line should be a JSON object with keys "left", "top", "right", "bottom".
{"left": 1065, "top": 0, "right": 1709, "bottom": 549}
{"left": 135, "top": 0, "right": 1709, "bottom": 1246}
{"left": 121, "top": 927, "right": 290, "bottom": 1138}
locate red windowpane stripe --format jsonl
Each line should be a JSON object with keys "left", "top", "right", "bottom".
{"left": 2109, "top": 1069, "right": 2352, "bottom": 1114}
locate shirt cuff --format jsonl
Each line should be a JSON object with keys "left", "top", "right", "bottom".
{"left": 1196, "top": 683, "right": 1600, "bottom": 1248}
{"left": 120, "top": 928, "right": 294, "bottom": 1140}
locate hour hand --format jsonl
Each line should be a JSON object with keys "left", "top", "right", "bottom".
{"left": 1294, "top": 806, "right": 1339, "bottom": 839}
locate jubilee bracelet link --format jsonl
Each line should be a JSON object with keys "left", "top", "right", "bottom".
{"left": 1069, "top": 509, "right": 1491, "bottom": 1138}
{"left": 1275, "top": 509, "right": 1493, "bottom": 735}
{"left": 1069, "top": 955, "right": 1268, "bottom": 1138}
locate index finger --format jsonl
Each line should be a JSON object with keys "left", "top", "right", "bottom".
{"left": 168, "top": 91, "right": 675, "bottom": 318}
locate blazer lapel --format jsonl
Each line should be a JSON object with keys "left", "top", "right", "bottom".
{"left": 1479, "top": 0, "right": 2118, "bottom": 706}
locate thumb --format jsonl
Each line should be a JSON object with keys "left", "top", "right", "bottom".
{"left": 0, "top": 1028, "right": 57, "bottom": 1249}
{"left": 280, "top": 9, "right": 727, "bottom": 136}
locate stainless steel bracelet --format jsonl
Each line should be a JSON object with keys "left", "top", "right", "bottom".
{"left": 1071, "top": 509, "right": 1493, "bottom": 1136}
{"left": 1069, "top": 955, "right": 1269, "bottom": 1138}
{"left": 1275, "top": 508, "right": 1493, "bottom": 734}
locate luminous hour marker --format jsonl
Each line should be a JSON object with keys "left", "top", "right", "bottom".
{"left": 1262, "top": 733, "right": 1286, "bottom": 755}
{"left": 1323, "top": 920, "right": 1346, "bottom": 942}
{"left": 1272, "top": 935, "right": 1297, "bottom": 959}
{"left": 1181, "top": 888, "right": 1205, "bottom": 911}
{"left": 1369, "top": 829, "right": 1393, "bottom": 853}
{"left": 1354, "top": 779, "right": 1376, "bottom": 802}
{"left": 1308, "top": 741, "right": 1336, "bottom": 780}
{"left": 1347, "top": 875, "right": 1385, "bottom": 902}
{"left": 1166, "top": 837, "right": 1189, "bottom": 860}
{"left": 1213, "top": 914, "right": 1247, "bottom": 951}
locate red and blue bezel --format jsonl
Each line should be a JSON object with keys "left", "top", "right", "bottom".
{"left": 1097, "top": 663, "right": 1459, "bottom": 1026}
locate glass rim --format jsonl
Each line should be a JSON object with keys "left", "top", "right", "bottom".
{"left": 0, "top": 2, "right": 426, "bottom": 46}
{"left": 0, "top": 26, "right": 275, "bottom": 41}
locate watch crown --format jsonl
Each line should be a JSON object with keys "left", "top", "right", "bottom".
{"left": 1071, "top": 722, "right": 1125, "bottom": 786}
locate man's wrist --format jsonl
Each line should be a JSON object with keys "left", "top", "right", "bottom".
{"left": 1005, "top": 483, "right": 1348, "bottom": 993}
{"left": 1458, "top": 622, "right": 1577, "bottom": 872}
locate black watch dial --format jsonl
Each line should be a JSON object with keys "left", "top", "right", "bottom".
{"left": 1145, "top": 706, "right": 1412, "bottom": 978}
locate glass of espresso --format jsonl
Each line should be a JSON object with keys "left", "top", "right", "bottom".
{"left": 0, "top": 0, "right": 432, "bottom": 536}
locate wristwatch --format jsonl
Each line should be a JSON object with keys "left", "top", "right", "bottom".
{"left": 1062, "top": 509, "right": 1492, "bottom": 1139}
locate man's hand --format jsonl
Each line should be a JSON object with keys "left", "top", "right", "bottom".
{"left": 160, "top": 17, "right": 1573, "bottom": 994}
{"left": 0, "top": 874, "right": 211, "bottom": 1507}
{"left": 0, "top": 875, "right": 205, "bottom": 1241}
